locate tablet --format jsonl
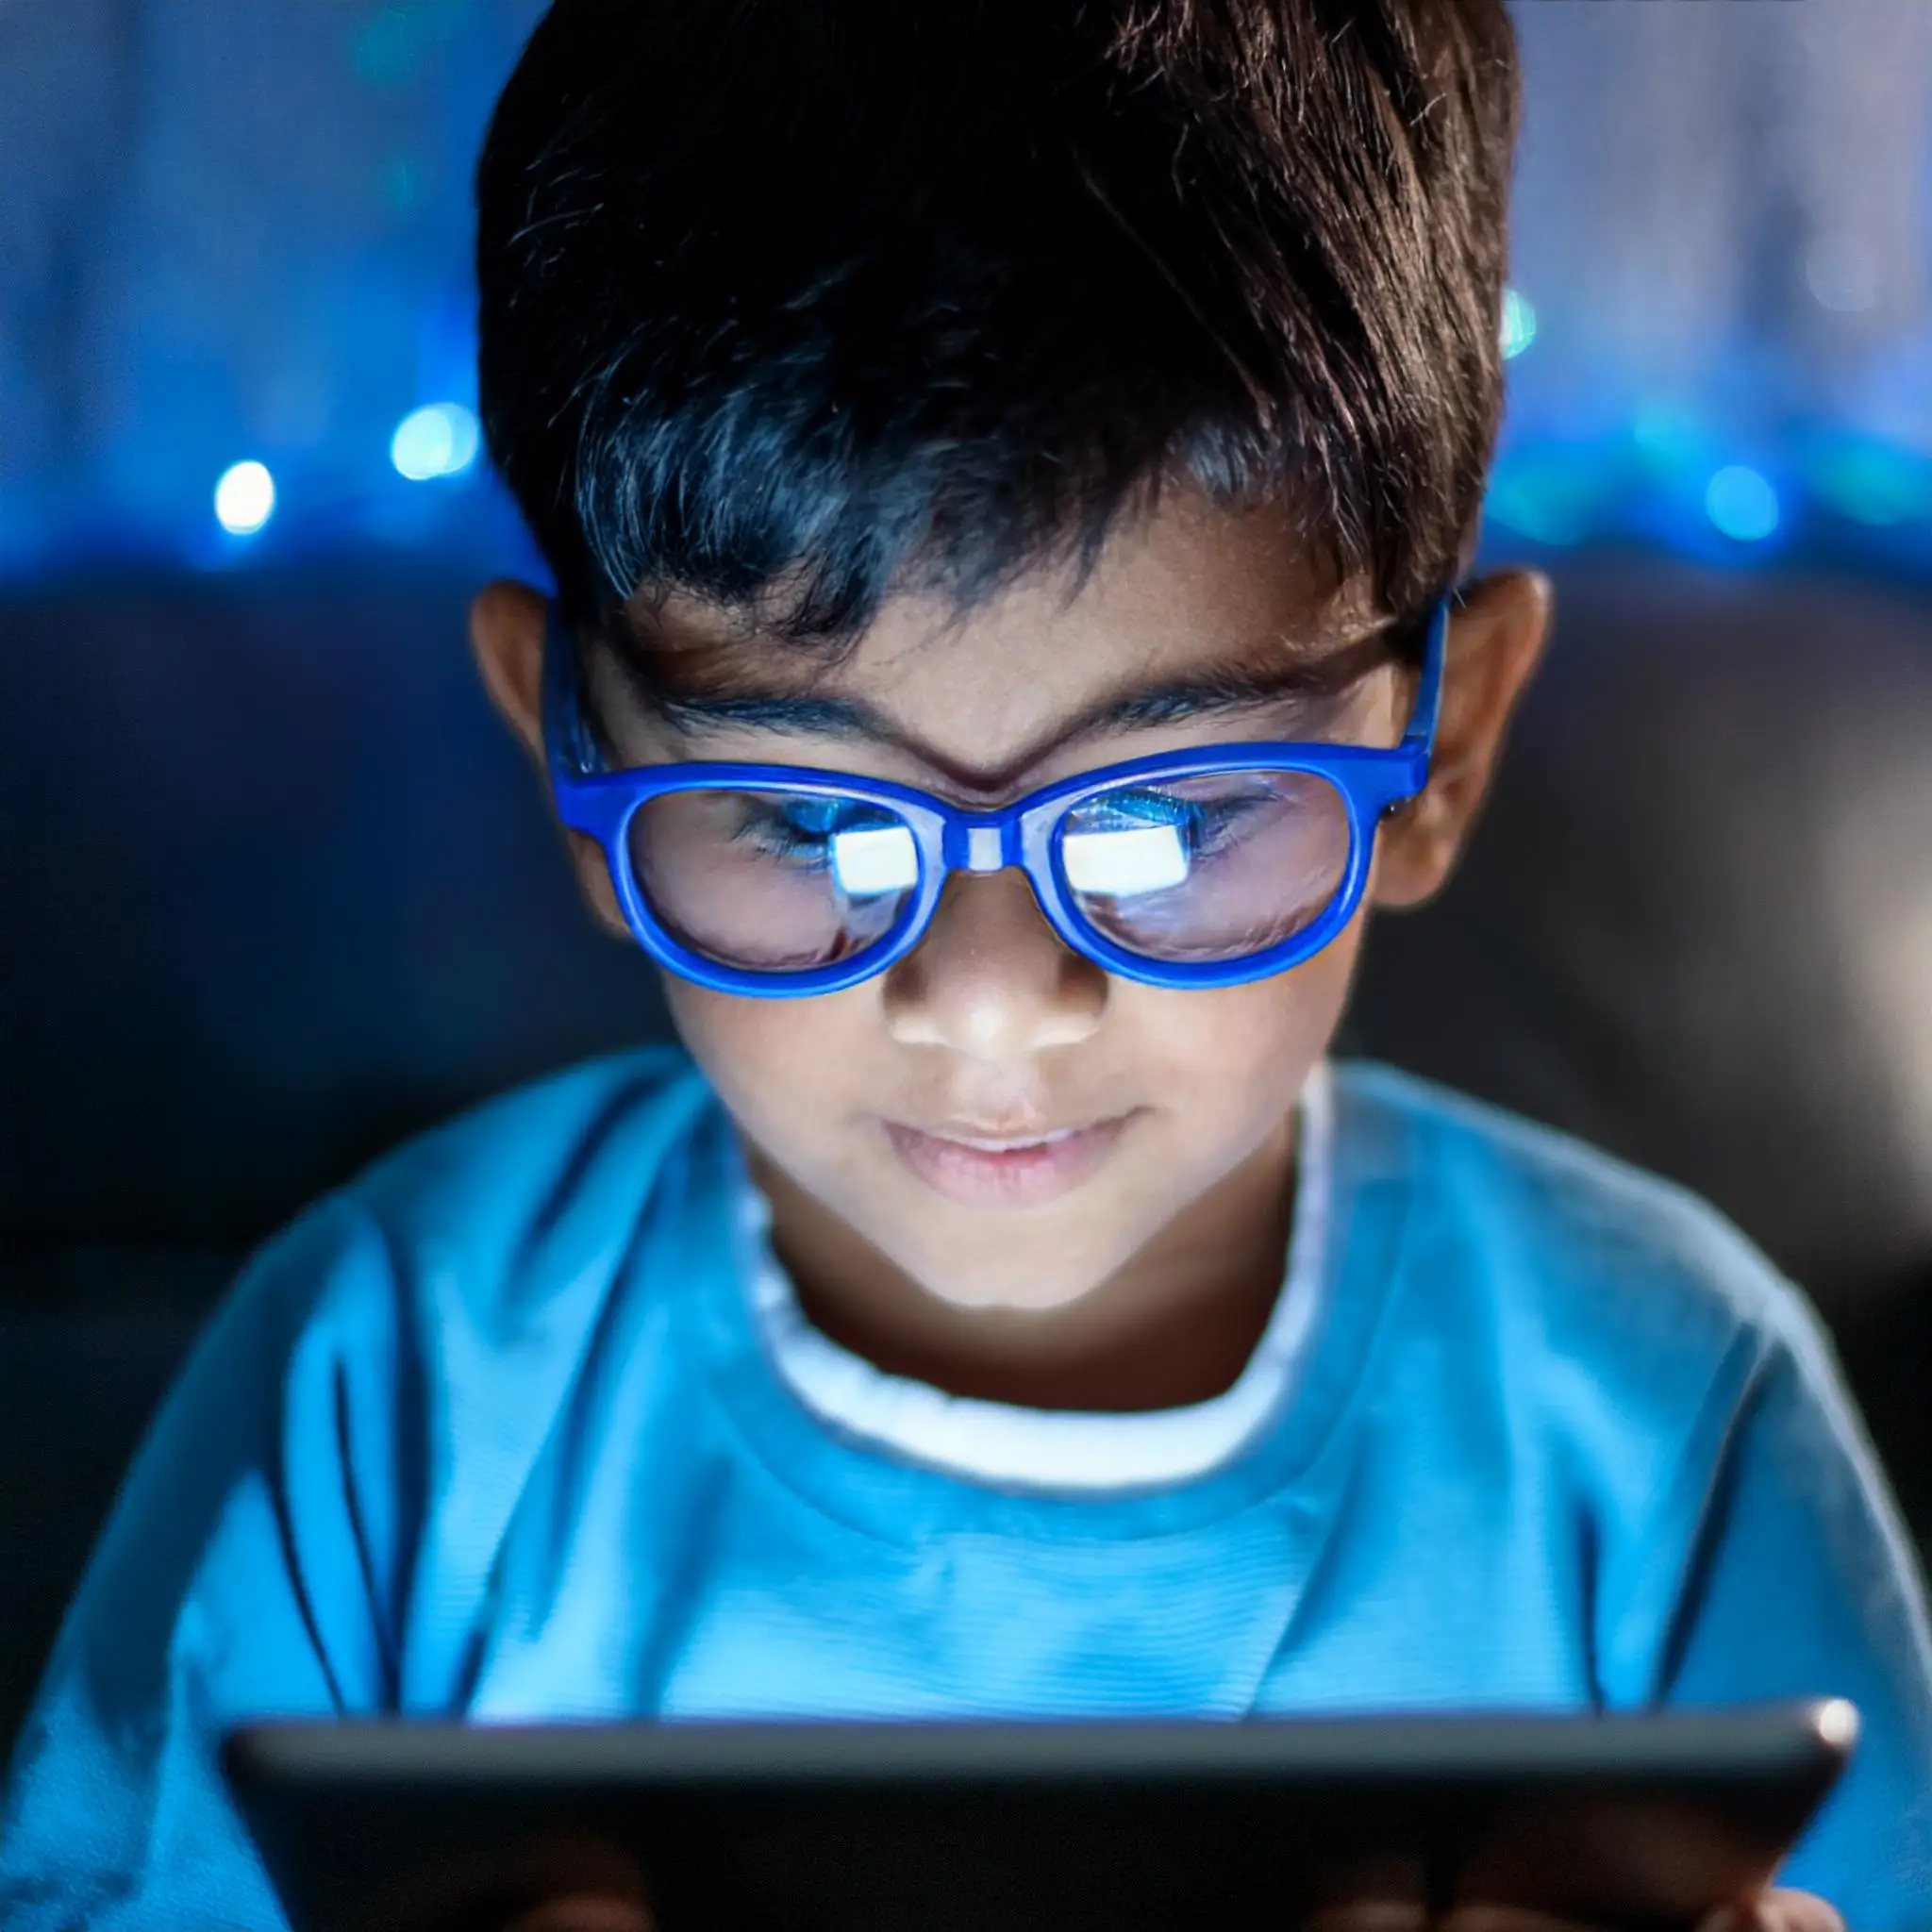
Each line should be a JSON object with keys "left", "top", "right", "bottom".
{"left": 225, "top": 1700, "right": 1857, "bottom": 1932}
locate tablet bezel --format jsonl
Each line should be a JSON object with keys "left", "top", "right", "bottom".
{"left": 225, "top": 1700, "right": 1857, "bottom": 1932}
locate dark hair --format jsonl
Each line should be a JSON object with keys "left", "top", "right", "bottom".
{"left": 476, "top": 0, "right": 1520, "bottom": 644}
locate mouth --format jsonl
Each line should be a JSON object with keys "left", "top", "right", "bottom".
{"left": 882, "top": 1113, "right": 1136, "bottom": 1209}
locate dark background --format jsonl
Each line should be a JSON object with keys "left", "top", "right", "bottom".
{"left": 3, "top": 2, "right": 1931, "bottom": 1758}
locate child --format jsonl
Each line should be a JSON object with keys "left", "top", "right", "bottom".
{"left": 4, "top": 2, "right": 1928, "bottom": 1927}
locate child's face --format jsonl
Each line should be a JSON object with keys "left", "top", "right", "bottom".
{"left": 475, "top": 495, "right": 1547, "bottom": 1340}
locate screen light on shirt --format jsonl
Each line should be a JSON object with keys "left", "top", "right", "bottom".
{"left": 1061, "top": 823, "right": 1191, "bottom": 896}
{"left": 831, "top": 824, "right": 920, "bottom": 897}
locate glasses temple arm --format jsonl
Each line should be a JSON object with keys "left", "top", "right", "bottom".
{"left": 1398, "top": 598, "right": 1450, "bottom": 755}
{"left": 542, "top": 608, "right": 608, "bottom": 782}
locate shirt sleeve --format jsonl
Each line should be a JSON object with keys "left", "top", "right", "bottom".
{"left": 0, "top": 1200, "right": 407, "bottom": 1932}
{"left": 1651, "top": 1295, "right": 1932, "bottom": 1930}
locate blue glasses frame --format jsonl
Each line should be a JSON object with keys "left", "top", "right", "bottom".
{"left": 545, "top": 599, "right": 1447, "bottom": 997}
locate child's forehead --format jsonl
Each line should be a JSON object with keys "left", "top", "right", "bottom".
{"left": 613, "top": 495, "right": 1386, "bottom": 740}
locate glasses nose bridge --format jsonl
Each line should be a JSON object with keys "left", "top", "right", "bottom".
{"left": 941, "top": 811, "right": 1025, "bottom": 877}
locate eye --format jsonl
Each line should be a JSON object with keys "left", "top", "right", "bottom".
{"left": 1187, "top": 793, "right": 1274, "bottom": 855}
{"left": 1084, "top": 786, "right": 1269, "bottom": 855}
{"left": 729, "top": 797, "right": 838, "bottom": 862}
{"left": 1060, "top": 779, "right": 1284, "bottom": 897}
{"left": 726, "top": 794, "right": 912, "bottom": 885}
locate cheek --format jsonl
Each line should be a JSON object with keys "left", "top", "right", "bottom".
{"left": 660, "top": 976, "right": 878, "bottom": 1147}
{"left": 1125, "top": 908, "right": 1367, "bottom": 1103}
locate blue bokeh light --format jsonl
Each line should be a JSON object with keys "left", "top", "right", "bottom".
{"left": 1484, "top": 450, "right": 1596, "bottom": 547}
{"left": 391, "top": 404, "right": 481, "bottom": 483}
{"left": 1705, "top": 465, "right": 1780, "bottom": 543}
{"left": 1809, "top": 441, "right": 1932, "bottom": 528}
{"left": 4, "top": 9, "right": 1931, "bottom": 591}
{"left": 214, "top": 461, "right": 276, "bottom": 537}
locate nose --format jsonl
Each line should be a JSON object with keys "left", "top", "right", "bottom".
{"left": 882, "top": 870, "right": 1108, "bottom": 1058}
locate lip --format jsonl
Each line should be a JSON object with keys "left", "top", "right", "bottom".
{"left": 883, "top": 1113, "right": 1134, "bottom": 1209}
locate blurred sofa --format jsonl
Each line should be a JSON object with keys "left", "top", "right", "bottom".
{"left": 3, "top": 555, "right": 1929, "bottom": 1756}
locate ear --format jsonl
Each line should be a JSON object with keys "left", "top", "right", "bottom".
{"left": 468, "top": 578, "right": 631, "bottom": 939}
{"left": 468, "top": 577, "right": 550, "bottom": 766}
{"left": 1372, "top": 569, "right": 1552, "bottom": 910}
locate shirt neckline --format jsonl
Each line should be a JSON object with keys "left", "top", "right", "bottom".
{"left": 680, "top": 1058, "right": 1413, "bottom": 1546}
{"left": 738, "top": 1063, "right": 1335, "bottom": 1494}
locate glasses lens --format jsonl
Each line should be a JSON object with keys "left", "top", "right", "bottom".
{"left": 1057, "top": 769, "right": 1352, "bottom": 964}
{"left": 627, "top": 787, "right": 922, "bottom": 974}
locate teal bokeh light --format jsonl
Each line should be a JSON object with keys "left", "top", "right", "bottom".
{"left": 391, "top": 404, "right": 480, "bottom": 482}
{"left": 1500, "top": 288, "right": 1538, "bottom": 361}
{"left": 1705, "top": 466, "right": 1780, "bottom": 543}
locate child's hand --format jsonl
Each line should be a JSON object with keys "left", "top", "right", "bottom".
{"left": 1301, "top": 1890, "right": 1843, "bottom": 1932}
{"left": 414, "top": 1834, "right": 657, "bottom": 1932}
{"left": 484, "top": 1888, "right": 1845, "bottom": 1932}
{"left": 487, "top": 1887, "right": 1846, "bottom": 1932}
{"left": 496, "top": 1896, "right": 655, "bottom": 1932}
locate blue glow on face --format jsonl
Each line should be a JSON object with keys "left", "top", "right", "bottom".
{"left": 213, "top": 461, "right": 276, "bottom": 536}
{"left": 391, "top": 403, "right": 481, "bottom": 482}
{"left": 1705, "top": 465, "right": 1780, "bottom": 542}
{"left": 1500, "top": 288, "right": 1538, "bottom": 360}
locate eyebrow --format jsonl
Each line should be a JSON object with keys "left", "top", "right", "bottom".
{"left": 634, "top": 632, "right": 1397, "bottom": 766}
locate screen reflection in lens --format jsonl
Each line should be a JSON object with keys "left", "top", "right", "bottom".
{"left": 1058, "top": 770, "right": 1351, "bottom": 962}
{"left": 629, "top": 788, "right": 921, "bottom": 971}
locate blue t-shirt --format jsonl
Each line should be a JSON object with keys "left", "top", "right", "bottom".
{"left": 4, "top": 1054, "right": 1930, "bottom": 1929}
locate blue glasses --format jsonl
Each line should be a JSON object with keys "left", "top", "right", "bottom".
{"left": 545, "top": 600, "right": 1447, "bottom": 997}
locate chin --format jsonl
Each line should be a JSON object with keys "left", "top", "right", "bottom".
{"left": 922, "top": 1274, "right": 1105, "bottom": 1315}
{"left": 889, "top": 1234, "right": 1126, "bottom": 1316}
